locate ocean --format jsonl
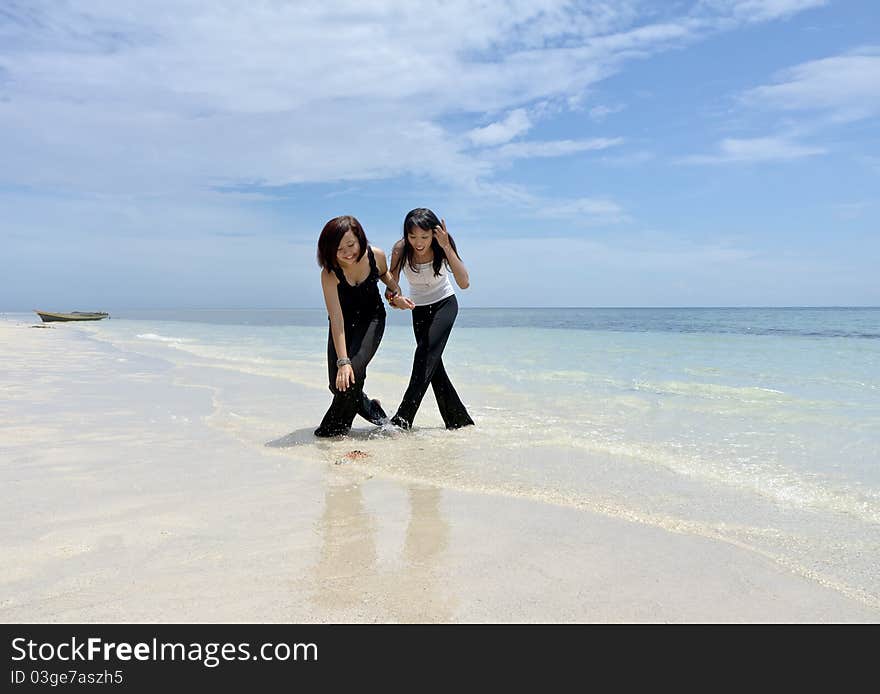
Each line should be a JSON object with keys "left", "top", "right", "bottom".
{"left": 6, "top": 307, "right": 880, "bottom": 608}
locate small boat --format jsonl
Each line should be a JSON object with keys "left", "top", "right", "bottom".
{"left": 34, "top": 310, "right": 110, "bottom": 323}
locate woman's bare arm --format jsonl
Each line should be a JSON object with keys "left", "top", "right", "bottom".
{"left": 381, "top": 243, "right": 414, "bottom": 309}
{"left": 434, "top": 220, "right": 469, "bottom": 289}
{"left": 321, "top": 269, "right": 355, "bottom": 391}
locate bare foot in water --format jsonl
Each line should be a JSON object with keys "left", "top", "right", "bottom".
{"left": 369, "top": 399, "right": 387, "bottom": 425}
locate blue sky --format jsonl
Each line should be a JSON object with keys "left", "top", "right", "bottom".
{"left": 1, "top": 0, "right": 878, "bottom": 309}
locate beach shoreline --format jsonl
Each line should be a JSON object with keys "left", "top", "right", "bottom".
{"left": 1, "top": 317, "right": 877, "bottom": 623}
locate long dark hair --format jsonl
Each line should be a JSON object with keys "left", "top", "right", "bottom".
{"left": 316, "top": 215, "right": 367, "bottom": 271}
{"left": 392, "top": 208, "right": 460, "bottom": 278}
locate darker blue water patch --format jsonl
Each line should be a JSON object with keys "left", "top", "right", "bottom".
{"left": 109, "top": 307, "right": 880, "bottom": 339}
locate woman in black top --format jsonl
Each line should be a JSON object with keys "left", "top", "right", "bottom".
{"left": 314, "top": 215, "right": 413, "bottom": 437}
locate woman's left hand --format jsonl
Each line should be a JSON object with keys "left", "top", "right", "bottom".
{"left": 433, "top": 219, "right": 451, "bottom": 251}
{"left": 335, "top": 363, "right": 355, "bottom": 392}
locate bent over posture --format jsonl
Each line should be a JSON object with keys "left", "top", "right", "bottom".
{"left": 314, "top": 215, "right": 412, "bottom": 437}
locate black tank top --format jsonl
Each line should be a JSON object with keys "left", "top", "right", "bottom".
{"left": 332, "top": 246, "right": 385, "bottom": 324}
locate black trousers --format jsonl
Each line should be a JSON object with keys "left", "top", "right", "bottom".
{"left": 315, "top": 311, "right": 387, "bottom": 437}
{"left": 392, "top": 294, "right": 474, "bottom": 430}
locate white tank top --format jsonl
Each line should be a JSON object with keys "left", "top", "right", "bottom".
{"left": 402, "top": 260, "right": 455, "bottom": 306}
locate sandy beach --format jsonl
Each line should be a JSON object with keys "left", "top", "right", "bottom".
{"left": 1, "top": 318, "right": 877, "bottom": 623}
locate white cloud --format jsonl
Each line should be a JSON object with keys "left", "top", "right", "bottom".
{"left": 742, "top": 49, "right": 880, "bottom": 121}
{"left": 461, "top": 234, "right": 773, "bottom": 306}
{"left": 682, "top": 136, "right": 825, "bottom": 163}
{"left": 493, "top": 137, "right": 624, "bottom": 160}
{"left": 589, "top": 104, "right": 625, "bottom": 121}
{"left": 0, "top": 0, "right": 830, "bottom": 198}
{"left": 733, "top": 0, "right": 828, "bottom": 21}
{"left": 537, "top": 197, "right": 629, "bottom": 224}
{"left": 600, "top": 150, "right": 656, "bottom": 166}
{"left": 697, "top": 0, "right": 827, "bottom": 23}
{"left": 468, "top": 109, "right": 533, "bottom": 146}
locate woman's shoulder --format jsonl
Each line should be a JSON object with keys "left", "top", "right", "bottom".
{"left": 391, "top": 239, "right": 406, "bottom": 254}
{"left": 370, "top": 245, "right": 388, "bottom": 269}
{"left": 321, "top": 266, "right": 340, "bottom": 285}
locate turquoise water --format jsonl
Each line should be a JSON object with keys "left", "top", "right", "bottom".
{"left": 6, "top": 307, "right": 880, "bottom": 607}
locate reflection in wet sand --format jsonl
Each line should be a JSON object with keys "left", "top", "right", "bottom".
{"left": 313, "top": 482, "right": 377, "bottom": 612}
{"left": 313, "top": 480, "right": 455, "bottom": 621}
{"left": 404, "top": 487, "right": 448, "bottom": 565}
{"left": 394, "top": 486, "right": 454, "bottom": 622}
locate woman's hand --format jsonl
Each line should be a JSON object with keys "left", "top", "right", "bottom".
{"left": 390, "top": 294, "right": 415, "bottom": 310}
{"left": 385, "top": 286, "right": 415, "bottom": 309}
{"left": 433, "top": 219, "right": 452, "bottom": 251}
{"left": 433, "top": 218, "right": 469, "bottom": 289}
{"left": 336, "top": 363, "right": 355, "bottom": 391}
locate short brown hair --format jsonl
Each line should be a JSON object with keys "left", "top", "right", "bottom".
{"left": 316, "top": 215, "right": 368, "bottom": 271}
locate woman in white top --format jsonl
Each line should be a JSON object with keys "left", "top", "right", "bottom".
{"left": 386, "top": 208, "right": 474, "bottom": 430}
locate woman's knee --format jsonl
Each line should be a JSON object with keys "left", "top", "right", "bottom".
{"left": 329, "top": 381, "right": 365, "bottom": 397}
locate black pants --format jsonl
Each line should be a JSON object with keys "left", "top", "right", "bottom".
{"left": 392, "top": 294, "right": 474, "bottom": 430}
{"left": 315, "top": 311, "right": 387, "bottom": 437}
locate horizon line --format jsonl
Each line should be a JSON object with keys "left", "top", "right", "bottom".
{"left": 6, "top": 305, "right": 880, "bottom": 312}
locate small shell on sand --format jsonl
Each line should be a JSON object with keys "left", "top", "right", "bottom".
{"left": 335, "top": 449, "right": 370, "bottom": 465}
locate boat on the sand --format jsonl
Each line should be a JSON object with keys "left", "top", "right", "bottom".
{"left": 34, "top": 310, "right": 110, "bottom": 323}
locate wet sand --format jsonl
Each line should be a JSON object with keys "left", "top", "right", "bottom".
{"left": 1, "top": 319, "right": 877, "bottom": 622}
